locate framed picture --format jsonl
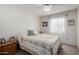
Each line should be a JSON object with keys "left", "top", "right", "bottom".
{"left": 68, "top": 19, "right": 74, "bottom": 26}
{"left": 10, "top": 36, "right": 16, "bottom": 41}
{"left": 0, "top": 38, "right": 6, "bottom": 44}
{"left": 42, "top": 22, "right": 48, "bottom": 27}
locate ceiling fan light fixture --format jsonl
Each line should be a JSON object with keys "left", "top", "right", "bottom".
{"left": 40, "top": 4, "right": 53, "bottom": 12}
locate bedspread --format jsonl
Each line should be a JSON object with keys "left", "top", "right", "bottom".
{"left": 22, "top": 34, "right": 61, "bottom": 52}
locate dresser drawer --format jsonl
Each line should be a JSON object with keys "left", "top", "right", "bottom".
{"left": 8, "top": 43, "right": 17, "bottom": 47}
{"left": 3, "top": 43, "right": 16, "bottom": 49}
{"left": 0, "top": 41, "right": 17, "bottom": 55}
{"left": 9, "top": 48, "right": 17, "bottom": 52}
{"left": 2, "top": 45, "right": 16, "bottom": 50}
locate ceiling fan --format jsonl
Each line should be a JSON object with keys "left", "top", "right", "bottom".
{"left": 40, "top": 4, "right": 55, "bottom": 13}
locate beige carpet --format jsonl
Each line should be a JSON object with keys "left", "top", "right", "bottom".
{"left": 58, "top": 44, "right": 79, "bottom": 55}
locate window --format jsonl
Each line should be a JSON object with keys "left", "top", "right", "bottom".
{"left": 49, "top": 16, "right": 65, "bottom": 34}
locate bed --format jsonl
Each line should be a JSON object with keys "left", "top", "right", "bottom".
{"left": 18, "top": 33, "right": 62, "bottom": 55}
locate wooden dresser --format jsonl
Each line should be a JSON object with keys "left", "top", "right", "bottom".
{"left": 0, "top": 41, "right": 17, "bottom": 55}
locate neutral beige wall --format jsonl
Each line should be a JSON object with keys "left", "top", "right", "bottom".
{"left": 40, "top": 9, "right": 77, "bottom": 46}
{"left": 0, "top": 5, "right": 40, "bottom": 39}
{"left": 77, "top": 7, "right": 79, "bottom": 49}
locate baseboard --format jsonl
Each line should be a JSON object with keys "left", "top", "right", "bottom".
{"left": 62, "top": 43, "right": 77, "bottom": 48}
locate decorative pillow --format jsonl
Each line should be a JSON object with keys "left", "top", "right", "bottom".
{"left": 27, "top": 30, "right": 35, "bottom": 36}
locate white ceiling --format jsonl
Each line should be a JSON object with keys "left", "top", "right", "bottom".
{"left": 23, "top": 4, "right": 79, "bottom": 16}
{"left": 0, "top": 4, "right": 78, "bottom": 16}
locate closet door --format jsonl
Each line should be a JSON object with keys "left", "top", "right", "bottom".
{"left": 65, "top": 12, "right": 77, "bottom": 46}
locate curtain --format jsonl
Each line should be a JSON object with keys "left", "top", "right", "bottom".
{"left": 49, "top": 16, "right": 65, "bottom": 34}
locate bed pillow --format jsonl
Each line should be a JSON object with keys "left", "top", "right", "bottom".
{"left": 27, "top": 30, "right": 35, "bottom": 36}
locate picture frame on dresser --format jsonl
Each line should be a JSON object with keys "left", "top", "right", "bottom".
{"left": 0, "top": 38, "right": 6, "bottom": 44}
{"left": 10, "top": 36, "right": 16, "bottom": 41}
